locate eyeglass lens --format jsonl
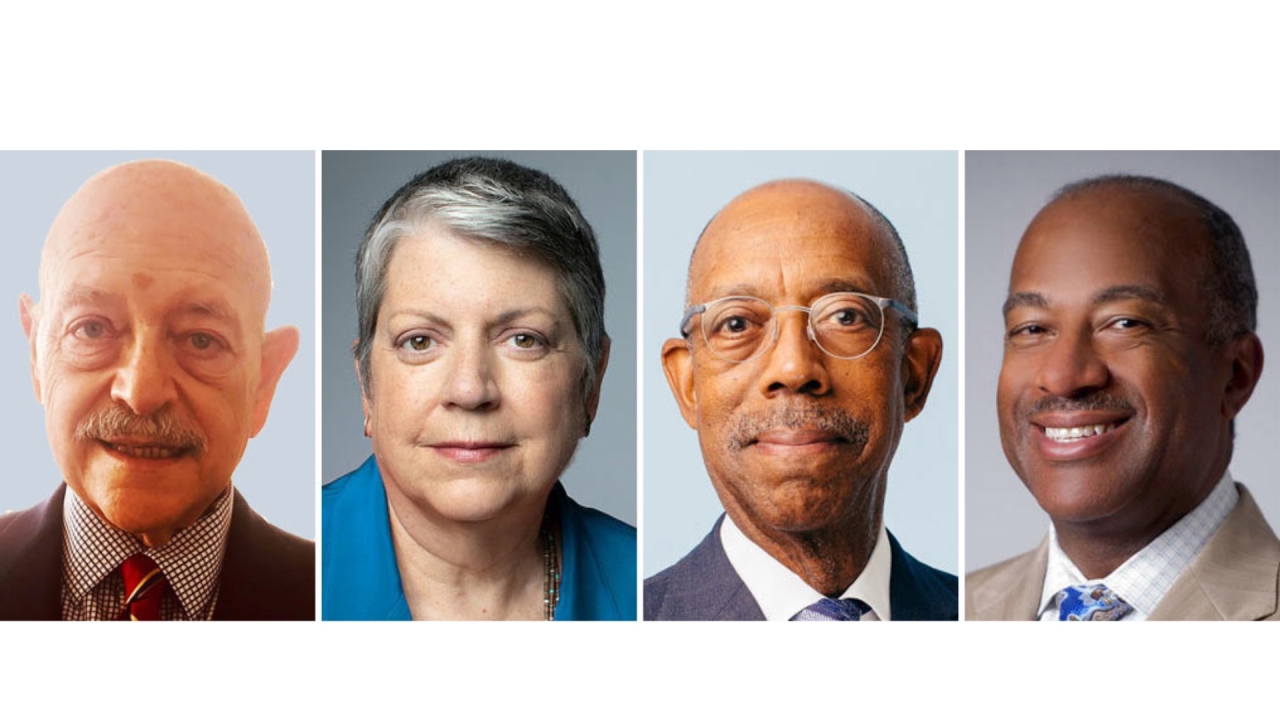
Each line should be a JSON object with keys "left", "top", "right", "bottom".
{"left": 702, "top": 294, "right": 885, "bottom": 362}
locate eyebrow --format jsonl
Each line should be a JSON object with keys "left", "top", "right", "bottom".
{"left": 1003, "top": 284, "right": 1168, "bottom": 317}
{"left": 170, "top": 300, "right": 238, "bottom": 324}
{"left": 58, "top": 285, "right": 122, "bottom": 310}
{"left": 387, "top": 307, "right": 558, "bottom": 328}
{"left": 1091, "top": 284, "right": 1166, "bottom": 306}
{"left": 1002, "top": 292, "right": 1047, "bottom": 316}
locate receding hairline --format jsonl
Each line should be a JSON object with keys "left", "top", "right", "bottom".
{"left": 685, "top": 179, "right": 913, "bottom": 310}
{"left": 36, "top": 159, "right": 275, "bottom": 318}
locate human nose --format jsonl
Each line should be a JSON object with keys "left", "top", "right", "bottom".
{"left": 1034, "top": 327, "right": 1110, "bottom": 398}
{"left": 758, "top": 309, "right": 829, "bottom": 396}
{"left": 110, "top": 333, "right": 177, "bottom": 416}
{"left": 442, "top": 340, "right": 501, "bottom": 410}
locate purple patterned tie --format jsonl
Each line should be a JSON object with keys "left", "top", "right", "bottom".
{"left": 1056, "top": 584, "right": 1134, "bottom": 621}
{"left": 791, "top": 597, "right": 871, "bottom": 621}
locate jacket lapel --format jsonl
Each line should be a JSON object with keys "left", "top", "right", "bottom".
{"left": 966, "top": 537, "right": 1048, "bottom": 620}
{"left": 0, "top": 485, "right": 66, "bottom": 620}
{"left": 1150, "top": 485, "right": 1280, "bottom": 621}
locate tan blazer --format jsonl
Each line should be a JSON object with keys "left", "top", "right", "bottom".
{"left": 966, "top": 484, "right": 1280, "bottom": 621}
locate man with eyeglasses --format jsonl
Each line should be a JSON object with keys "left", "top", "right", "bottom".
{"left": 644, "top": 179, "right": 957, "bottom": 621}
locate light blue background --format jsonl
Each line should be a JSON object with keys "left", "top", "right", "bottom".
{"left": 643, "top": 151, "right": 959, "bottom": 576}
{"left": 0, "top": 151, "right": 315, "bottom": 539}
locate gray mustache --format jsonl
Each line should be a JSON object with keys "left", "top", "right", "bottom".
{"left": 728, "top": 405, "right": 870, "bottom": 451}
{"left": 74, "top": 404, "right": 207, "bottom": 453}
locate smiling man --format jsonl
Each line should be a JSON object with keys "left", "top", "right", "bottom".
{"left": 967, "top": 174, "right": 1274, "bottom": 621}
{"left": 0, "top": 159, "right": 314, "bottom": 621}
{"left": 644, "top": 179, "right": 956, "bottom": 621}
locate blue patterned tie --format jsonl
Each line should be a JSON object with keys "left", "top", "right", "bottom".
{"left": 791, "top": 597, "right": 871, "bottom": 621}
{"left": 1056, "top": 584, "right": 1134, "bottom": 621}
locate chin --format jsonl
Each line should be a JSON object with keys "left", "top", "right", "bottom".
{"left": 418, "top": 478, "right": 550, "bottom": 524}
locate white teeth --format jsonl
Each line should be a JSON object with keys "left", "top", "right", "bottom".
{"left": 1044, "top": 424, "right": 1117, "bottom": 442}
{"left": 111, "top": 444, "right": 181, "bottom": 459}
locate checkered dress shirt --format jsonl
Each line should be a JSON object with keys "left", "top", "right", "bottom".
{"left": 1037, "top": 472, "right": 1238, "bottom": 621}
{"left": 60, "top": 486, "right": 234, "bottom": 621}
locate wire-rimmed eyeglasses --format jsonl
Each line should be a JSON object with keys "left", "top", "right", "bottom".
{"left": 679, "top": 292, "right": 918, "bottom": 364}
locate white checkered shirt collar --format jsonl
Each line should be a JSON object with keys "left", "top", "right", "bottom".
{"left": 1038, "top": 472, "right": 1238, "bottom": 620}
{"left": 61, "top": 484, "right": 234, "bottom": 620}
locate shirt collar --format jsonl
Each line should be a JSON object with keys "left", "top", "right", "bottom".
{"left": 720, "top": 514, "right": 892, "bottom": 621}
{"left": 61, "top": 484, "right": 235, "bottom": 620}
{"left": 1038, "top": 471, "right": 1238, "bottom": 619}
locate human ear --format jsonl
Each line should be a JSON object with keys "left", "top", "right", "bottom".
{"left": 1221, "top": 332, "right": 1264, "bottom": 421}
{"left": 249, "top": 326, "right": 301, "bottom": 437}
{"left": 19, "top": 294, "right": 42, "bottom": 402}
{"left": 583, "top": 336, "right": 611, "bottom": 437}
{"left": 901, "top": 327, "right": 943, "bottom": 422}
{"left": 662, "top": 338, "right": 699, "bottom": 429}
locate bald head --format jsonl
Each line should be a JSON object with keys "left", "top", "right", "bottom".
{"left": 688, "top": 179, "right": 916, "bottom": 322}
{"left": 40, "top": 160, "right": 273, "bottom": 322}
{"left": 20, "top": 158, "right": 299, "bottom": 548}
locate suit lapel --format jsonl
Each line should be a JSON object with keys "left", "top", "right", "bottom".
{"left": 0, "top": 485, "right": 66, "bottom": 620}
{"left": 1150, "top": 485, "right": 1280, "bottom": 621}
{"left": 887, "top": 532, "right": 958, "bottom": 620}
{"left": 967, "top": 537, "right": 1047, "bottom": 620}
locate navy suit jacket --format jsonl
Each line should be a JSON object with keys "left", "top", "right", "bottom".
{"left": 0, "top": 484, "right": 315, "bottom": 620}
{"left": 645, "top": 517, "right": 957, "bottom": 621}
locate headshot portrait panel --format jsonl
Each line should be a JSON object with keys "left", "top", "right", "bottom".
{"left": 0, "top": 151, "right": 316, "bottom": 539}
{"left": 965, "top": 151, "right": 1280, "bottom": 621}
{"left": 320, "top": 151, "right": 636, "bottom": 523}
{"left": 643, "top": 150, "right": 959, "bottom": 586}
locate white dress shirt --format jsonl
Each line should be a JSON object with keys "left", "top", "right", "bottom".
{"left": 1037, "top": 472, "right": 1238, "bottom": 621}
{"left": 720, "top": 514, "right": 892, "bottom": 621}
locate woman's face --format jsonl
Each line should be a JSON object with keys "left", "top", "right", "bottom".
{"left": 364, "top": 223, "right": 596, "bottom": 523}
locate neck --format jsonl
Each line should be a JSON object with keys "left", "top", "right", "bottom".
{"left": 728, "top": 503, "right": 882, "bottom": 598}
{"left": 385, "top": 490, "right": 552, "bottom": 621}
{"left": 1054, "top": 466, "right": 1227, "bottom": 580}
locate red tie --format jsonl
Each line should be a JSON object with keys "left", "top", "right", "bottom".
{"left": 119, "top": 554, "right": 168, "bottom": 621}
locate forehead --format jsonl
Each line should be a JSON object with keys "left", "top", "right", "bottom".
{"left": 690, "top": 183, "right": 896, "bottom": 301}
{"left": 1011, "top": 188, "right": 1210, "bottom": 306}
{"left": 382, "top": 226, "right": 567, "bottom": 314}
{"left": 41, "top": 163, "right": 270, "bottom": 321}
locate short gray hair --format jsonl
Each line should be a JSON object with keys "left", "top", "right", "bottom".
{"left": 1053, "top": 174, "right": 1257, "bottom": 345}
{"left": 354, "top": 157, "right": 607, "bottom": 398}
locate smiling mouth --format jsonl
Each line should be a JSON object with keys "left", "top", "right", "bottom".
{"left": 1042, "top": 423, "right": 1120, "bottom": 443}
{"left": 100, "top": 440, "right": 190, "bottom": 460}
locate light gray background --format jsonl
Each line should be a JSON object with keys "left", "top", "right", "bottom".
{"left": 0, "top": 151, "right": 315, "bottom": 538}
{"left": 644, "top": 151, "right": 959, "bottom": 576}
{"left": 321, "top": 151, "right": 637, "bottom": 525}
{"left": 966, "top": 151, "right": 1280, "bottom": 571}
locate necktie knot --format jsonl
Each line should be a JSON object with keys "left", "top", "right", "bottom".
{"left": 1056, "top": 583, "right": 1134, "bottom": 621}
{"left": 119, "top": 553, "right": 168, "bottom": 621}
{"left": 791, "top": 597, "right": 871, "bottom": 621}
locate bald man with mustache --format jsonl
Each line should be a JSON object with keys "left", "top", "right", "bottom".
{"left": 644, "top": 179, "right": 956, "bottom": 621}
{"left": 0, "top": 159, "right": 313, "bottom": 621}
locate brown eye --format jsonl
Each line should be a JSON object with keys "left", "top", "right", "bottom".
{"left": 402, "top": 335, "right": 433, "bottom": 352}
{"left": 510, "top": 333, "right": 542, "bottom": 349}
{"left": 190, "top": 333, "right": 214, "bottom": 351}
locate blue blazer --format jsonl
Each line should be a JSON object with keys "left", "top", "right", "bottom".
{"left": 644, "top": 516, "right": 957, "bottom": 621}
{"left": 323, "top": 455, "right": 637, "bottom": 620}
